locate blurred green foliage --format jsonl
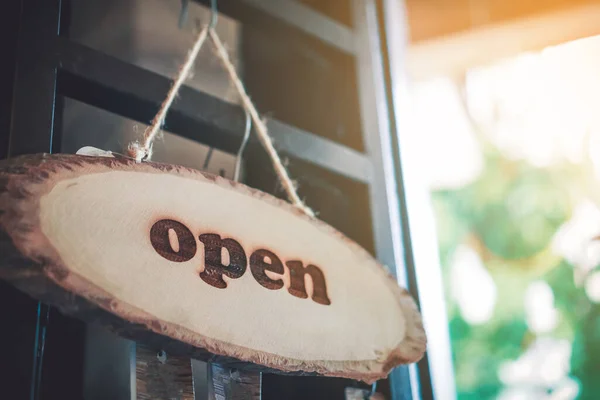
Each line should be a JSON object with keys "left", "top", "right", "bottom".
{"left": 431, "top": 145, "right": 598, "bottom": 399}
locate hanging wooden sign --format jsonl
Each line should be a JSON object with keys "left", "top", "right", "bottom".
{"left": 0, "top": 154, "right": 426, "bottom": 383}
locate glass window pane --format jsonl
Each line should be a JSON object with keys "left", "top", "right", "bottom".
{"left": 61, "top": 97, "right": 237, "bottom": 177}
{"left": 67, "top": 0, "right": 242, "bottom": 104}
{"left": 65, "top": 0, "right": 364, "bottom": 151}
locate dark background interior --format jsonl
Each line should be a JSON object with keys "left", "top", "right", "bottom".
{"left": 0, "top": 0, "right": 420, "bottom": 399}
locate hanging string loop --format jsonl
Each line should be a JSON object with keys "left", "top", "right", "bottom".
{"left": 206, "top": 28, "right": 314, "bottom": 217}
{"left": 127, "top": 6, "right": 314, "bottom": 217}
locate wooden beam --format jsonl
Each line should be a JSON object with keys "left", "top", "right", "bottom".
{"left": 407, "top": 3, "right": 600, "bottom": 79}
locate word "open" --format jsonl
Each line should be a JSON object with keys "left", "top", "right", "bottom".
{"left": 149, "top": 219, "right": 331, "bottom": 305}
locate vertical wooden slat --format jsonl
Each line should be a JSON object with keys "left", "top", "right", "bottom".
{"left": 208, "top": 364, "right": 262, "bottom": 400}
{"left": 136, "top": 346, "right": 194, "bottom": 400}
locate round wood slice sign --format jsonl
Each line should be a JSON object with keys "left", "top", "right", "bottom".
{"left": 0, "top": 154, "right": 426, "bottom": 383}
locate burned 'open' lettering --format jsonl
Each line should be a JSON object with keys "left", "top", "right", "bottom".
{"left": 250, "top": 249, "right": 284, "bottom": 290}
{"left": 150, "top": 219, "right": 197, "bottom": 262}
{"left": 198, "top": 234, "right": 247, "bottom": 289}
{"left": 149, "top": 219, "right": 330, "bottom": 305}
{"left": 286, "top": 261, "right": 331, "bottom": 306}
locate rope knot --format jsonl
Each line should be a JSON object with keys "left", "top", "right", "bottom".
{"left": 127, "top": 142, "right": 152, "bottom": 162}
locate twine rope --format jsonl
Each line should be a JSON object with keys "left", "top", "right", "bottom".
{"left": 207, "top": 29, "right": 314, "bottom": 217}
{"left": 128, "top": 27, "right": 209, "bottom": 162}
{"left": 127, "top": 26, "right": 314, "bottom": 218}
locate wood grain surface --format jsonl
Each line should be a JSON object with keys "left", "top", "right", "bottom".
{"left": 136, "top": 345, "right": 194, "bottom": 400}
{"left": 208, "top": 364, "right": 261, "bottom": 400}
{"left": 0, "top": 154, "right": 426, "bottom": 383}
